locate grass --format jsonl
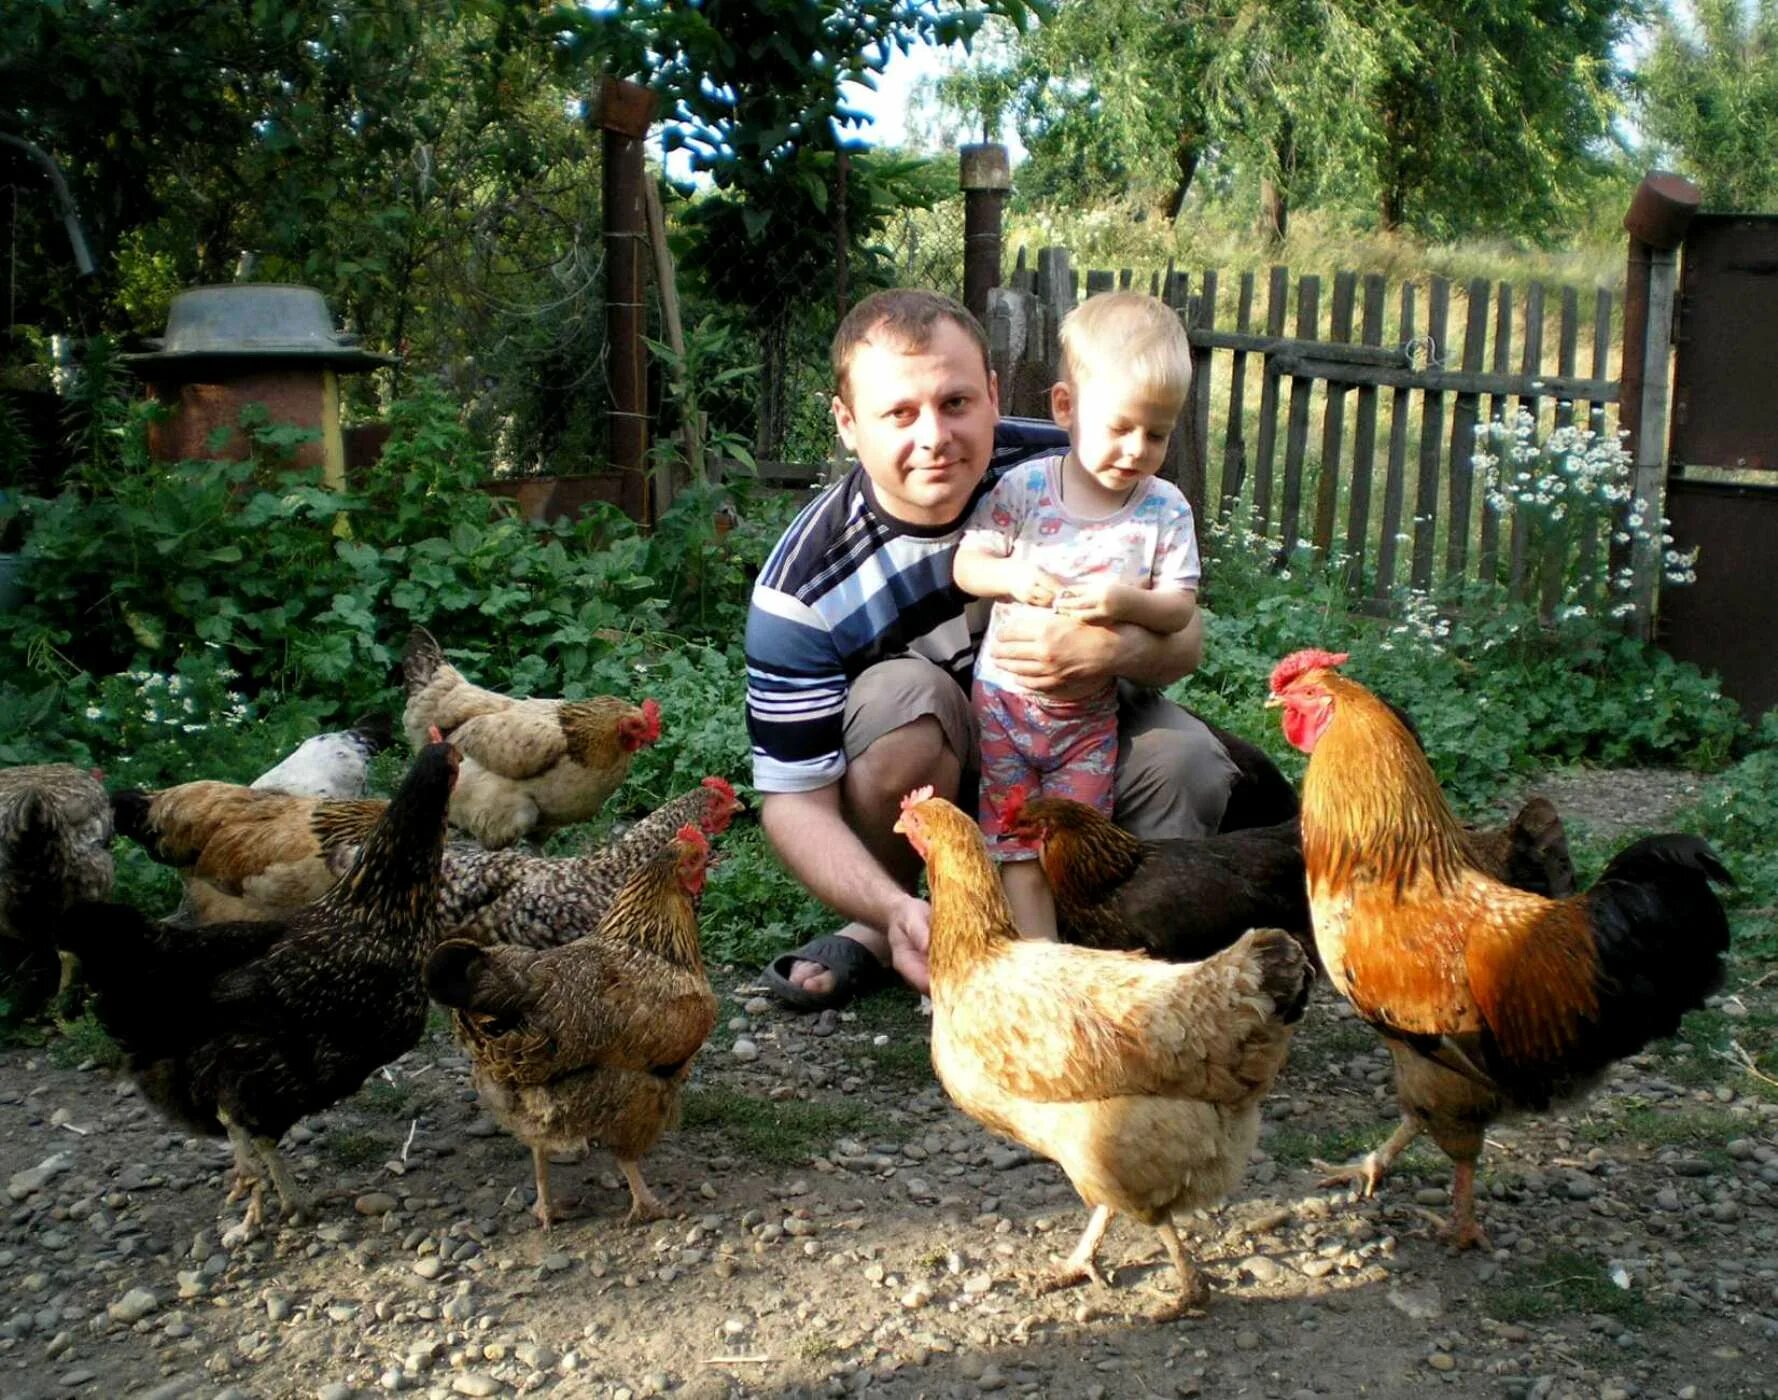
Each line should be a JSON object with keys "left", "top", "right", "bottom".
{"left": 1263, "top": 1122, "right": 1434, "bottom": 1177}
{"left": 1481, "top": 1247, "right": 1657, "bottom": 1329}
{"left": 681, "top": 1087, "right": 883, "bottom": 1165}
{"left": 49, "top": 1010, "right": 123, "bottom": 1069}
{"left": 359, "top": 1078, "right": 413, "bottom": 1117}
{"left": 325, "top": 1131, "right": 392, "bottom": 1168}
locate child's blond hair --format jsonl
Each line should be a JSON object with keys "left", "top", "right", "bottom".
{"left": 1058, "top": 292, "right": 1192, "bottom": 405}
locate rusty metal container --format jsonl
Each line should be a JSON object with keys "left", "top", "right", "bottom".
{"left": 125, "top": 285, "right": 393, "bottom": 482}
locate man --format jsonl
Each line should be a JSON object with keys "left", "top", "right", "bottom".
{"left": 745, "top": 289, "right": 1241, "bottom": 1007}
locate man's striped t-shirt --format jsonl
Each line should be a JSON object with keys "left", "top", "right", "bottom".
{"left": 745, "top": 465, "right": 996, "bottom": 793}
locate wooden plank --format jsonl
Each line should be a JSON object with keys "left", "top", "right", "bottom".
{"left": 1148, "top": 270, "right": 1160, "bottom": 297}
{"left": 1277, "top": 275, "right": 1322, "bottom": 555}
{"left": 1252, "top": 266, "right": 1289, "bottom": 534}
{"left": 1190, "top": 327, "right": 1404, "bottom": 364}
{"left": 1372, "top": 283, "right": 1416, "bottom": 603}
{"left": 1313, "top": 271, "right": 1358, "bottom": 553}
{"left": 1190, "top": 268, "right": 1217, "bottom": 523}
{"left": 1119, "top": 267, "right": 1134, "bottom": 290}
{"left": 1445, "top": 278, "right": 1490, "bottom": 582}
{"left": 1593, "top": 287, "right": 1621, "bottom": 600}
{"left": 1085, "top": 269, "right": 1115, "bottom": 296}
{"left": 1542, "top": 286, "right": 1581, "bottom": 618}
{"left": 1279, "top": 361, "right": 1617, "bottom": 400}
{"left": 1410, "top": 277, "right": 1451, "bottom": 591}
{"left": 1345, "top": 273, "right": 1386, "bottom": 586}
{"left": 1478, "top": 281, "right": 1514, "bottom": 585}
{"left": 1509, "top": 282, "right": 1546, "bottom": 601}
{"left": 1010, "top": 244, "right": 1034, "bottom": 295}
{"left": 1160, "top": 271, "right": 1193, "bottom": 495}
{"left": 1220, "top": 271, "right": 1257, "bottom": 521}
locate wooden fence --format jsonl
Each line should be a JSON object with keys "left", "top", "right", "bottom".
{"left": 987, "top": 248, "right": 1624, "bottom": 614}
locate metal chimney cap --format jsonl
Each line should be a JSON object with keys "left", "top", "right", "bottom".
{"left": 124, "top": 284, "right": 396, "bottom": 370}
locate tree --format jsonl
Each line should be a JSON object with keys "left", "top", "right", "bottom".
{"left": 1640, "top": 0, "right": 1778, "bottom": 211}
{"left": 593, "top": 0, "right": 1036, "bottom": 457}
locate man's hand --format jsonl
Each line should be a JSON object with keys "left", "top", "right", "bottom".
{"left": 989, "top": 606, "right": 1121, "bottom": 696}
{"left": 883, "top": 894, "right": 932, "bottom": 995}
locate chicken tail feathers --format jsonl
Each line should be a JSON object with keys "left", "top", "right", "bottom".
{"left": 1245, "top": 927, "right": 1314, "bottom": 1025}
{"left": 402, "top": 627, "right": 445, "bottom": 696}
{"left": 109, "top": 789, "right": 155, "bottom": 850}
{"left": 425, "top": 939, "right": 538, "bottom": 1033}
{"left": 54, "top": 900, "right": 216, "bottom": 1057}
{"left": 1578, "top": 833, "right": 1732, "bottom": 1069}
{"left": 1506, "top": 796, "right": 1576, "bottom": 898}
{"left": 347, "top": 710, "right": 396, "bottom": 755}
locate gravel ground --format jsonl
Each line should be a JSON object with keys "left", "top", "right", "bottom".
{"left": 1, "top": 773, "right": 1773, "bottom": 1400}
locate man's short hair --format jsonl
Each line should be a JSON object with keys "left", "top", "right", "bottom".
{"left": 832, "top": 289, "right": 992, "bottom": 408}
{"left": 1059, "top": 291, "right": 1192, "bottom": 405}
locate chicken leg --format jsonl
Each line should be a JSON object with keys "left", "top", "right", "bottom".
{"left": 1413, "top": 1157, "right": 1491, "bottom": 1251}
{"left": 532, "top": 1146, "right": 560, "bottom": 1230}
{"left": 252, "top": 1134, "right": 309, "bottom": 1226}
{"left": 619, "top": 1157, "right": 666, "bottom": 1225}
{"left": 1314, "top": 1116, "right": 1420, "bottom": 1197}
{"left": 1029, "top": 1205, "right": 1112, "bottom": 1294}
{"left": 1151, "top": 1219, "right": 1211, "bottom": 1318}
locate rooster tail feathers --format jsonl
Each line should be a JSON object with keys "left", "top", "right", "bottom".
{"left": 402, "top": 627, "right": 445, "bottom": 695}
{"left": 1508, "top": 796, "right": 1577, "bottom": 898}
{"left": 1579, "top": 834, "right": 1733, "bottom": 1069}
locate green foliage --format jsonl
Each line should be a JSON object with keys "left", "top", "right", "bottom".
{"left": 48, "top": 1011, "right": 123, "bottom": 1070}
{"left": 680, "top": 1086, "right": 881, "bottom": 1164}
{"left": 1640, "top": 0, "right": 1778, "bottom": 212}
{"left": 1481, "top": 1248, "right": 1656, "bottom": 1328}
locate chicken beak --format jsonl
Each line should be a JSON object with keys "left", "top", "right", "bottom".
{"left": 1263, "top": 694, "right": 1284, "bottom": 709}
{"left": 891, "top": 816, "right": 908, "bottom": 836}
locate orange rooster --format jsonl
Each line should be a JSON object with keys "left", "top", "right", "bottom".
{"left": 1268, "top": 648, "right": 1732, "bottom": 1248}
{"left": 896, "top": 788, "right": 1311, "bottom": 1314}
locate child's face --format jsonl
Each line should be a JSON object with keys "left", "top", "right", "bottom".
{"left": 1051, "top": 376, "right": 1184, "bottom": 493}
{"left": 832, "top": 318, "right": 999, "bottom": 527}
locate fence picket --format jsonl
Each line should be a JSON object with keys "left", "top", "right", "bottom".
{"left": 1346, "top": 274, "right": 1386, "bottom": 585}
{"left": 1373, "top": 283, "right": 1416, "bottom": 603}
{"left": 1190, "top": 269, "right": 1218, "bottom": 525}
{"left": 1411, "top": 277, "right": 1452, "bottom": 590}
{"left": 1446, "top": 279, "right": 1491, "bottom": 582}
{"left": 1540, "top": 287, "right": 1581, "bottom": 618}
{"left": 1252, "top": 267, "right": 1289, "bottom": 533}
{"left": 1314, "top": 271, "right": 1358, "bottom": 554}
{"left": 1278, "top": 275, "right": 1322, "bottom": 553}
{"left": 1509, "top": 282, "right": 1547, "bottom": 600}
{"left": 1478, "top": 282, "right": 1514, "bottom": 585}
{"left": 1086, "top": 269, "right": 1115, "bottom": 296}
{"left": 1221, "top": 271, "right": 1257, "bottom": 522}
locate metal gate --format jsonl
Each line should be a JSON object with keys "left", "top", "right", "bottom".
{"left": 1657, "top": 214, "right": 1778, "bottom": 721}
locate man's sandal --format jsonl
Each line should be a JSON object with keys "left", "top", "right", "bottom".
{"left": 760, "top": 934, "right": 889, "bottom": 1012}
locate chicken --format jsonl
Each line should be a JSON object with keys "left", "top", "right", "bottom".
{"left": 1197, "top": 713, "right": 1300, "bottom": 831}
{"left": 1004, "top": 790, "right": 1573, "bottom": 966}
{"left": 426, "top": 824, "right": 717, "bottom": 1229}
{"left": 895, "top": 788, "right": 1312, "bottom": 1314}
{"left": 1268, "top": 648, "right": 1731, "bottom": 1248}
{"left": 250, "top": 714, "right": 394, "bottom": 799}
{"left": 433, "top": 776, "right": 740, "bottom": 949}
{"left": 112, "top": 782, "right": 386, "bottom": 924}
{"left": 58, "top": 740, "right": 457, "bottom": 1241}
{"left": 0, "top": 765, "right": 114, "bottom": 1013}
{"left": 401, "top": 626, "right": 661, "bottom": 848}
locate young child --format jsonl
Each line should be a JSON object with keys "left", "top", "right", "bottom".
{"left": 953, "top": 292, "right": 1201, "bottom": 938}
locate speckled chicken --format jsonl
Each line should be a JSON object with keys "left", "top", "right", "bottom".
{"left": 897, "top": 789, "right": 1311, "bottom": 1315}
{"left": 426, "top": 824, "right": 716, "bottom": 1229}
{"left": 58, "top": 741, "right": 457, "bottom": 1241}
{"left": 431, "top": 777, "right": 740, "bottom": 948}
{"left": 0, "top": 765, "right": 114, "bottom": 1012}
{"left": 249, "top": 714, "right": 394, "bottom": 799}
{"left": 402, "top": 626, "right": 660, "bottom": 848}
{"left": 111, "top": 782, "right": 386, "bottom": 924}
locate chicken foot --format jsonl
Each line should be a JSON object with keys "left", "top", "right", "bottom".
{"left": 218, "top": 1113, "right": 268, "bottom": 1247}
{"left": 1027, "top": 1205, "right": 1112, "bottom": 1295}
{"left": 253, "top": 1135, "right": 310, "bottom": 1226}
{"left": 531, "top": 1146, "right": 563, "bottom": 1230}
{"left": 1149, "top": 1219, "right": 1211, "bottom": 1319}
{"left": 1407, "top": 1158, "right": 1491, "bottom": 1251}
{"left": 1314, "top": 1116, "right": 1420, "bottom": 1197}
{"left": 619, "top": 1158, "right": 666, "bottom": 1225}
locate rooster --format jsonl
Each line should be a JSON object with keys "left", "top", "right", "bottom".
{"left": 1004, "top": 789, "right": 1573, "bottom": 967}
{"left": 58, "top": 739, "right": 457, "bottom": 1242}
{"left": 1268, "top": 649, "right": 1731, "bottom": 1248}
{"left": 895, "top": 788, "right": 1311, "bottom": 1314}
{"left": 402, "top": 626, "right": 660, "bottom": 849}
{"left": 426, "top": 824, "right": 717, "bottom": 1229}
{"left": 0, "top": 765, "right": 114, "bottom": 1013}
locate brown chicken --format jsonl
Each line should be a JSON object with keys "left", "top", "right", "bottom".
{"left": 112, "top": 782, "right": 386, "bottom": 924}
{"left": 426, "top": 825, "right": 716, "bottom": 1229}
{"left": 434, "top": 777, "right": 740, "bottom": 948}
{"left": 402, "top": 626, "right": 660, "bottom": 848}
{"left": 895, "top": 788, "right": 1312, "bottom": 1314}
{"left": 1003, "top": 790, "right": 1573, "bottom": 966}
{"left": 0, "top": 764, "right": 114, "bottom": 1012}
{"left": 59, "top": 741, "right": 457, "bottom": 1242}
{"left": 1269, "top": 648, "right": 1731, "bottom": 1248}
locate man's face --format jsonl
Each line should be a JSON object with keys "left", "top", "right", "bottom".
{"left": 832, "top": 319, "right": 999, "bottom": 527}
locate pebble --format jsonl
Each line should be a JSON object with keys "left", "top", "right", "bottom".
{"left": 1240, "top": 1256, "right": 1284, "bottom": 1285}
{"left": 1388, "top": 1284, "right": 1443, "bottom": 1321}
{"left": 108, "top": 1287, "right": 160, "bottom": 1324}
{"left": 265, "top": 1292, "right": 294, "bottom": 1323}
{"left": 355, "top": 1192, "right": 399, "bottom": 1216}
{"left": 413, "top": 1257, "right": 445, "bottom": 1280}
{"left": 451, "top": 1376, "right": 503, "bottom": 1397}
{"left": 732, "top": 1038, "right": 759, "bottom": 1062}
{"left": 1427, "top": 1353, "right": 1456, "bottom": 1373}
{"left": 319, "top": 1385, "right": 356, "bottom": 1400}
{"left": 541, "top": 1252, "right": 573, "bottom": 1273}
{"left": 9, "top": 1152, "right": 73, "bottom": 1201}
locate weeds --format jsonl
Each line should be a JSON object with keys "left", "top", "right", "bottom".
{"left": 325, "top": 1132, "right": 391, "bottom": 1168}
{"left": 681, "top": 1088, "right": 880, "bottom": 1165}
{"left": 1482, "top": 1248, "right": 1656, "bottom": 1328}
{"left": 49, "top": 1011, "right": 122, "bottom": 1070}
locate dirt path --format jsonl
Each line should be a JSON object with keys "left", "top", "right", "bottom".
{"left": 1, "top": 772, "right": 1774, "bottom": 1400}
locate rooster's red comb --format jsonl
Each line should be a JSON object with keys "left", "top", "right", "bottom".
{"left": 998, "top": 784, "right": 1031, "bottom": 827}
{"left": 639, "top": 698, "right": 662, "bottom": 741}
{"left": 900, "top": 785, "right": 935, "bottom": 813}
{"left": 674, "top": 822, "right": 710, "bottom": 858}
{"left": 701, "top": 775, "right": 736, "bottom": 800}
{"left": 1268, "top": 649, "right": 1350, "bottom": 696}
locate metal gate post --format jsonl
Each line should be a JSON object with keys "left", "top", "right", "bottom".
{"left": 1620, "top": 173, "right": 1699, "bottom": 639}
{"left": 960, "top": 144, "right": 1011, "bottom": 327}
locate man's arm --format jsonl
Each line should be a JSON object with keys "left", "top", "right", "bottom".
{"left": 989, "top": 605, "right": 1204, "bottom": 694}
{"left": 758, "top": 785, "right": 932, "bottom": 993}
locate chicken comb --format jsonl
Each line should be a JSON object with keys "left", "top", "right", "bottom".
{"left": 998, "top": 784, "right": 1031, "bottom": 828}
{"left": 1268, "top": 649, "right": 1351, "bottom": 695}
{"left": 675, "top": 822, "right": 710, "bottom": 857}
{"left": 701, "top": 775, "right": 736, "bottom": 800}
{"left": 900, "top": 785, "right": 935, "bottom": 813}
{"left": 639, "top": 697, "right": 663, "bottom": 741}
{"left": 427, "top": 723, "right": 445, "bottom": 744}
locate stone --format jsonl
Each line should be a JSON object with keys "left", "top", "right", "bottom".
{"left": 1388, "top": 1284, "right": 1443, "bottom": 1321}
{"left": 1427, "top": 1353, "right": 1456, "bottom": 1373}
{"left": 108, "top": 1288, "right": 160, "bottom": 1324}
{"left": 356, "top": 1193, "right": 400, "bottom": 1217}
{"left": 413, "top": 1257, "right": 445, "bottom": 1280}
{"left": 8, "top": 1152, "right": 73, "bottom": 1201}
{"left": 732, "top": 1039, "right": 760, "bottom": 1062}
{"left": 451, "top": 1376, "right": 503, "bottom": 1397}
